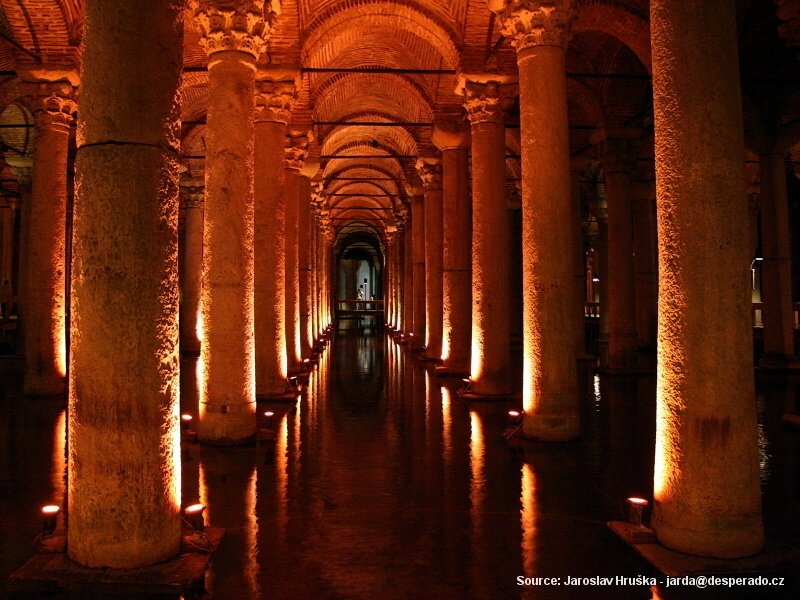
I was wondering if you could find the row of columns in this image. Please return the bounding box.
[384,0,770,561]
[0,0,791,572]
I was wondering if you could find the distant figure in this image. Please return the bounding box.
[356,288,364,310]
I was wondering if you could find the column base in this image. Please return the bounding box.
[256,388,300,402]
[757,353,800,372]
[520,410,580,441]
[435,364,470,378]
[8,527,223,597]
[417,352,442,364]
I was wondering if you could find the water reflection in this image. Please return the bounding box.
[1,334,799,599]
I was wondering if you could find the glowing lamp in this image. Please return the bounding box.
[181,414,193,431]
[507,410,523,426]
[41,505,60,536]
[264,411,275,428]
[184,503,205,531]
[627,497,648,528]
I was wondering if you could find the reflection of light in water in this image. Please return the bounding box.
[441,387,452,469]
[470,411,485,525]
[593,374,601,412]
[52,409,66,506]
[425,369,432,429]
[293,398,302,471]
[520,462,536,578]
[758,422,771,483]
[245,463,259,597]
[276,414,289,541]
[199,461,212,590]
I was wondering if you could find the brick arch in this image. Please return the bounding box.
[573,1,651,73]
[302,0,461,72]
[0,0,80,57]
[313,73,435,124]
[322,117,419,158]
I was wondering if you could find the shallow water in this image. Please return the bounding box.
[1,330,799,599]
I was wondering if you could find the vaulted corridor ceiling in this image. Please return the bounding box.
[0,1,799,246]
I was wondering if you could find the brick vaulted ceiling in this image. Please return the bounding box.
[0,1,799,244]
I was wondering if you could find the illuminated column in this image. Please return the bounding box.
[461,78,512,396]
[386,230,399,329]
[592,128,640,370]
[68,0,183,567]
[253,78,295,397]
[633,183,657,358]
[284,131,308,372]
[416,158,443,360]
[18,80,76,395]
[311,191,325,341]
[402,208,414,337]
[650,0,763,557]
[409,190,426,347]
[194,0,275,440]
[433,124,471,375]
[179,180,204,354]
[492,0,579,432]
[299,164,317,358]
[758,150,799,369]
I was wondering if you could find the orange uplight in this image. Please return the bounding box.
[41,504,60,536]
[183,503,205,531]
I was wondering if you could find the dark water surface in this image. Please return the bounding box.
[1,330,799,599]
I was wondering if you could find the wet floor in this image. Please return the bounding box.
[1,330,799,599]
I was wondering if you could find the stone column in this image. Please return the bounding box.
[402,207,414,338]
[758,150,799,369]
[193,0,275,441]
[632,183,658,360]
[416,158,443,361]
[592,128,640,370]
[19,80,76,396]
[179,180,204,355]
[311,190,325,342]
[253,78,295,398]
[461,78,512,397]
[492,0,580,434]
[409,190,426,348]
[4,157,32,333]
[433,125,471,375]
[0,199,13,293]
[68,0,183,568]
[284,131,308,373]
[650,0,763,557]
[299,164,317,359]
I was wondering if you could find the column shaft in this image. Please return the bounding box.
[180,188,203,354]
[464,81,511,396]
[284,163,302,371]
[23,98,72,395]
[417,159,443,360]
[69,0,183,567]
[299,175,313,358]
[440,145,471,374]
[411,195,426,346]
[199,51,257,441]
[651,0,763,557]
[758,151,798,368]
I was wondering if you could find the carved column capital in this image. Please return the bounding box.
[284,131,309,171]
[459,79,514,125]
[415,157,442,190]
[190,0,279,59]
[432,123,470,150]
[19,81,78,131]
[254,79,297,123]
[490,0,576,52]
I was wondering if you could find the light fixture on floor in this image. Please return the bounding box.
[264,411,274,429]
[41,505,60,537]
[183,503,205,532]
[181,414,193,431]
[507,410,523,426]
[627,497,648,528]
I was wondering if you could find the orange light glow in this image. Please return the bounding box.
[276,414,289,541]
[41,504,61,515]
[521,462,536,578]
[441,386,452,468]
[56,326,66,377]
[52,410,66,501]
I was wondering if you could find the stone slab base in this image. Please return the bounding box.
[256,390,300,402]
[459,389,513,401]
[757,353,800,372]
[7,527,224,597]
[608,521,800,578]
[434,365,470,378]
[782,413,800,429]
